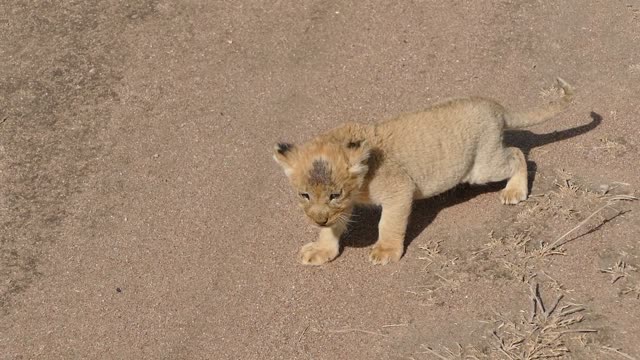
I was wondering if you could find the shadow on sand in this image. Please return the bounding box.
[339,111,602,256]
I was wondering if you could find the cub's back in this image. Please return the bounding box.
[376,97,506,197]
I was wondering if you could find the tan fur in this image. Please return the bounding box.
[274,78,574,265]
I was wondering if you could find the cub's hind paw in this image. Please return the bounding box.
[500,187,527,205]
[369,244,403,265]
[299,242,338,265]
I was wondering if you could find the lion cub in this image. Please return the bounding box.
[274,78,573,265]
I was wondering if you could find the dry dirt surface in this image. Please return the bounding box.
[1,1,640,359]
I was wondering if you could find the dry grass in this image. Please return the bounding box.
[410,238,462,303]
[593,137,627,152]
[621,284,640,299]
[415,174,638,359]
[601,345,639,360]
[629,63,640,73]
[471,231,528,259]
[405,271,462,301]
[537,271,568,293]
[600,259,636,284]
[418,284,596,360]
[468,176,638,288]
[418,239,443,259]
[539,84,564,99]
[418,343,486,360]
[327,327,388,337]
[327,322,410,339]
[575,112,629,157]
[531,194,637,258]
[599,254,640,299]
[489,283,596,360]
[463,182,636,284]
[521,172,636,258]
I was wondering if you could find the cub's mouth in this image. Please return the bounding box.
[307,214,341,228]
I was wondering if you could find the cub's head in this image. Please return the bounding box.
[273,139,370,227]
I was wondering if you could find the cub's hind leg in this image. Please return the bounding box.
[498,147,528,205]
[470,146,528,204]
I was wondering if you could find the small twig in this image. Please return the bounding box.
[0,116,7,125]
[611,182,631,187]
[470,247,491,257]
[601,345,639,360]
[418,346,450,360]
[298,324,310,344]
[601,259,630,284]
[540,270,565,290]
[542,195,637,254]
[382,323,409,328]
[532,283,546,316]
[545,294,564,317]
[436,274,453,284]
[557,328,597,335]
[491,331,517,360]
[559,305,585,317]
[528,282,541,322]
[328,328,388,337]
[545,203,611,252]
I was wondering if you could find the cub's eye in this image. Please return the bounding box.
[329,192,341,201]
[299,192,310,200]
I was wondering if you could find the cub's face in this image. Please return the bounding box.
[273,140,370,227]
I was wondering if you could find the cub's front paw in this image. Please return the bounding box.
[500,187,527,205]
[369,244,403,265]
[299,242,339,265]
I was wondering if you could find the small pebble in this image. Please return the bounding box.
[599,184,609,194]
[116,287,122,293]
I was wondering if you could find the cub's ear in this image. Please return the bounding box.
[345,140,370,176]
[273,142,297,176]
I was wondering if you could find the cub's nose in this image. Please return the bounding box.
[316,219,328,226]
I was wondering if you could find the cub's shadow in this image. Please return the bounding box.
[339,112,602,254]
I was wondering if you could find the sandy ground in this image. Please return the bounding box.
[1,1,640,359]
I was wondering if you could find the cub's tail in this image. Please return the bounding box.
[504,78,574,130]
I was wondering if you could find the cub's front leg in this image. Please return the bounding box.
[368,173,415,265]
[299,220,347,265]
[369,196,413,265]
